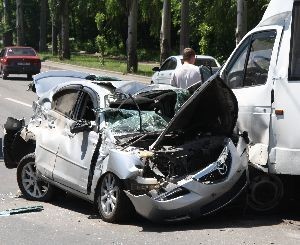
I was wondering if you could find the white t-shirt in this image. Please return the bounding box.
[170,63,202,89]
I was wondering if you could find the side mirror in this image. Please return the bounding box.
[70,119,91,134]
[152,66,160,72]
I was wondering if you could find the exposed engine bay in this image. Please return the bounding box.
[117,132,231,199]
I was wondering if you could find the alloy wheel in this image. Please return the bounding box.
[21,161,49,199]
[100,173,119,216]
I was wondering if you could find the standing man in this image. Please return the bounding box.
[170,48,202,88]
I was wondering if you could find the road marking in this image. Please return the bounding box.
[4,98,31,108]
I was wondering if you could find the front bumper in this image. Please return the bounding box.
[125,139,248,222]
[3,64,40,75]
[126,171,247,222]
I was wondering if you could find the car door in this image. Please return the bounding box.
[156,57,177,84]
[52,87,99,194]
[35,86,81,179]
[222,26,283,166]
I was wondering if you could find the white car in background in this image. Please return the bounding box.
[151,55,221,84]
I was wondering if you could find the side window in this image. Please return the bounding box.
[289,1,300,80]
[77,93,96,121]
[168,58,177,70]
[226,39,250,88]
[52,89,80,118]
[244,32,276,86]
[226,30,276,88]
[160,58,177,71]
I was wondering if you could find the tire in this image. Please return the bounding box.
[27,74,32,80]
[247,174,284,213]
[1,68,8,80]
[96,172,133,223]
[17,153,54,201]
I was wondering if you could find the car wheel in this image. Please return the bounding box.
[1,68,8,79]
[96,172,133,223]
[247,174,284,213]
[27,74,32,80]
[17,153,54,201]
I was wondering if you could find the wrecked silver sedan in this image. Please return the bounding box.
[3,74,248,223]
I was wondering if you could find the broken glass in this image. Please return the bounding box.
[104,109,168,133]
[174,90,190,112]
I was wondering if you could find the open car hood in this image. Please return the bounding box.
[151,75,238,149]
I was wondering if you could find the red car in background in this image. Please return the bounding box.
[0,46,41,80]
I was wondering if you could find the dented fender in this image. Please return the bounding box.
[105,149,143,179]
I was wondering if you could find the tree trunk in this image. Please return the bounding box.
[236,0,247,45]
[180,0,189,54]
[16,0,25,46]
[52,16,59,55]
[60,0,70,59]
[127,0,138,73]
[160,0,171,65]
[3,0,13,46]
[50,0,59,55]
[39,0,48,52]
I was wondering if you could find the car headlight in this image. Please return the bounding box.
[197,146,232,184]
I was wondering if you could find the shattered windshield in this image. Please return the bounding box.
[104,109,168,133]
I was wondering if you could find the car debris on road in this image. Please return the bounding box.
[0,205,44,217]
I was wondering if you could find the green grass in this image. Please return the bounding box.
[39,52,154,77]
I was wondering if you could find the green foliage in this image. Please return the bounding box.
[95,35,108,65]
[0,0,271,71]
[77,40,97,54]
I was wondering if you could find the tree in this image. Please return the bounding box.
[2,0,13,46]
[127,0,138,73]
[49,0,59,55]
[236,0,247,45]
[180,0,189,54]
[16,0,24,45]
[39,0,47,51]
[160,0,171,64]
[60,0,70,59]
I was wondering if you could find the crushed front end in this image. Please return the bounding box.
[118,135,248,222]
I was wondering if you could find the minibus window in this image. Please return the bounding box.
[244,33,276,86]
[227,47,248,88]
[225,37,250,88]
[289,2,300,80]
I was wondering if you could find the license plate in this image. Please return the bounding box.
[17,62,30,66]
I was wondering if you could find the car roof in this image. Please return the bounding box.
[5,46,35,49]
[170,55,217,60]
[169,55,220,66]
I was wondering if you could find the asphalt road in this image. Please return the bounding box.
[0,67,299,245]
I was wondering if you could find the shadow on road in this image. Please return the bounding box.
[2,76,32,81]
[44,191,300,232]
